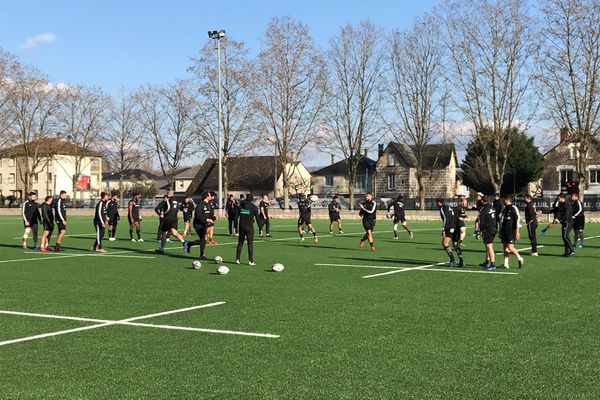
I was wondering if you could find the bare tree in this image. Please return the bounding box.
[537,0,600,199]
[0,47,21,148]
[57,85,110,203]
[439,0,539,193]
[136,81,197,190]
[388,14,448,209]
[250,16,327,209]
[189,37,255,195]
[103,89,147,197]
[325,20,385,209]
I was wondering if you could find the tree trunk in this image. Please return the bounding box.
[417,173,425,211]
[222,157,229,199]
[348,182,355,212]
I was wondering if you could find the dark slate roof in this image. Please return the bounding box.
[185,156,284,196]
[311,156,377,176]
[174,165,201,179]
[102,169,160,181]
[388,142,456,168]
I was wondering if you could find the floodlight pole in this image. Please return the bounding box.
[209,30,226,215]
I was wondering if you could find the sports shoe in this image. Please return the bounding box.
[447,259,456,267]
[154,249,164,254]
[486,265,497,271]
[480,263,490,269]
[370,246,375,252]
[540,230,545,237]
[109,237,116,241]
[248,262,256,266]
[409,231,414,239]
[209,239,218,245]
[518,258,524,269]
[96,248,107,253]
[530,252,538,256]
[40,247,47,252]
[183,242,190,254]
[131,238,137,242]
[394,236,398,240]
[300,237,305,242]
[22,245,28,250]
[166,238,173,243]
[330,231,333,235]
[458,260,465,268]
[339,231,344,234]
[138,238,144,242]
[266,233,271,237]
[46,246,54,251]
[235,259,240,264]
[314,236,319,243]
[198,255,208,260]
[500,264,510,269]
[576,244,583,249]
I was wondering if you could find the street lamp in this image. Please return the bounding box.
[208,29,226,214]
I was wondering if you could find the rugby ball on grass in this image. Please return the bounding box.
[214,256,223,264]
[271,263,285,272]
[217,265,230,275]
[192,260,202,270]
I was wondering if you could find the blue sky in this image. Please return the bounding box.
[0,0,439,94]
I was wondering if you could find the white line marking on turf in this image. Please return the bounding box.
[362,262,447,278]
[420,268,519,275]
[314,263,406,270]
[0,302,279,346]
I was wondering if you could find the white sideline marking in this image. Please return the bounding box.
[0,302,279,346]
[420,268,518,275]
[13,233,98,239]
[314,263,405,270]
[0,250,143,264]
[362,262,448,278]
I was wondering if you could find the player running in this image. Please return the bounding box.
[40,196,54,252]
[328,195,343,235]
[358,193,377,251]
[127,193,143,242]
[179,195,195,237]
[437,198,457,266]
[452,196,468,267]
[571,193,585,248]
[21,191,40,250]
[154,191,186,254]
[524,194,542,256]
[236,193,260,265]
[387,195,413,239]
[476,196,498,270]
[92,192,109,253]
[225,194,239,236]
[106,192,120,241]
[183,192,213,260]
[258,194,271,237]
[54,190,68,252]
[499,195,524,269]
[297,194,318,243]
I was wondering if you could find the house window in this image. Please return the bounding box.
[90,159,100,171]
[178,180,185,189]
[560,170,574,183]
[388,154,396,167]
[8,158,15,167]
[590,169,600,184]
[32,173,38,183]
[325,176,334,187]
[387,174,396,190]
[355,175,367,190]
[8,173,15,183]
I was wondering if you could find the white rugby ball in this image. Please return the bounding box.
[217,265,229,275]
[271,263,285,272]
[192,260,202,270]
[214,256,223,264]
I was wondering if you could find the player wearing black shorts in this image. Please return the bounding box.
[557,193,574,256]
[183,192,213,260]
[499,195,524,269]
[179,196,195,237]
[571,193,585,248]
[107,192,120,241]
[258,194,271,237]
[358,193,377,251]
[387,195,413,239]
[54,190,68,251]
[21,191,40,250]
[225,194,239,236]
[127,193,143,242]
[207,191,219,244]
[92,192,109,253]
[437,198,457,266]
[541,194,561,237]
[297,194,318,243]
[154,191,185,254]
[452,196,468,267]
[524,194,541,256]
[154,195,166,241]
[236,193,260,265]
[476,196,497,270]
[40,196,55,252]
[328,196,343,234]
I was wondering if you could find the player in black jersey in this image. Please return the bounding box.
[476,196,498,270]
[571,192,585,248]
[179,196,195,237]
[387,195,413,239]
[128,193,143,242]
[92,192,109,253]
[541,194,561,237]
[236,193,260,265]
[258,194,271,237]
[107,192,120,241]
[523,194,542,256]
[452,196,468,267]
[225,194,239,236]
[499,195,524,269]
[493,193,503,223]
[154,191,185,254]
[21,191,40,250]
[359,193,377,251]
[183,192,213,260]
[207,191,219,244]
[557,193,574,256]
[437,198,457,266]
[155,195,167,241]
[328,196,343,234]
[54,190,68,251]
[297,194,318,243]
[40,196,54,252]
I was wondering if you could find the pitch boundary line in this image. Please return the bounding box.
[0,301,279,346]
[314,263,406,270]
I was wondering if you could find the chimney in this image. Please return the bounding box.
[364,149,368,158]
[560,127,569,143]
[378,144,384,158]
[331,154,335,165]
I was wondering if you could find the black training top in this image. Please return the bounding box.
[524,202,538,224]
[194,201,212,226]
[162,197,180,221]
[55,198,67,222]
[298,199,312,218]
[106,199,119,219]
[179,200,195,220]
[328,201,341,215]
[439,204,455,230]
[500,204,520,232]
[22,200,40,223]
[359,200,377,221]
[259,200,270,218]
[128,199,140,220]
[479,204,497,234]
[453,204,467,228]
[388,200,405,219]
[238,200,259,225]
[41,202,54,224]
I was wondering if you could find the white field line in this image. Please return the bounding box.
[362,262,448,279]
[420,268,519,275]
[13,233,99,239]
[0,302,279,346]
[314,263,406,270]
[0,249,144,265]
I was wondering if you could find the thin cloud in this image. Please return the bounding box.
[21,32,56,49]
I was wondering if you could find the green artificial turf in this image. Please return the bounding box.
[0,215,598,399]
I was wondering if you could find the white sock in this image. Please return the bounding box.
[504,257,509,267]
